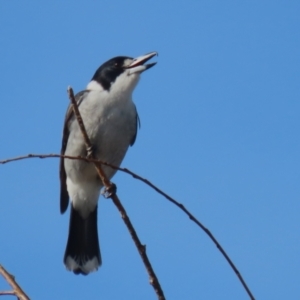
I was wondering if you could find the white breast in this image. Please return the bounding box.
[64,88,137,216]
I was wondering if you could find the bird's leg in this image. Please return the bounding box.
[102,183,117,198]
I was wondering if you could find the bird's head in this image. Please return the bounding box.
[88,51,157,94]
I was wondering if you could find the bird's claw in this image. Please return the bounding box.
[102,183,117,198]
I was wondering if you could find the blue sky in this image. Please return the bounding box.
[0,1,299,299]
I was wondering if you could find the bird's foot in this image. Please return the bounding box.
[102,183,117,198]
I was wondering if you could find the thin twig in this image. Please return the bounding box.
[67,87,165,300]
[120,173,255,300]
[0,265,30,300]
[67,87,111,187]
[0,152,255,299]
[0,291,15,296]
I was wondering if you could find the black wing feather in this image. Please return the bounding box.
[130,106,140,146]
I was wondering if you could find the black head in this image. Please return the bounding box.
[91,56,132,91]
[91,52,157,91]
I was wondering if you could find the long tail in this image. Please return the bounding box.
[64,205,101,275]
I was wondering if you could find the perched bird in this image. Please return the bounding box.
[59,52,157,275]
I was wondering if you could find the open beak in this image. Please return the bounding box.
[127,51,158,74]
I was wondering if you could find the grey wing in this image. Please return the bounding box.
[59,90,88,214]
[130,106,140,146]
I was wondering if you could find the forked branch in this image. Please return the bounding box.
[0,265,30,300]
[0,87,255,300]
[0,152,255,300]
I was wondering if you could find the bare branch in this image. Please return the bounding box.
[0,265,30,300]
[0,152,255,300]
[67,87,165,300]
[0,152,255,299]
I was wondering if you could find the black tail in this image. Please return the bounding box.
[64,205,101,275]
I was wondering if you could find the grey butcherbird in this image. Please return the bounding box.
[59,52,157,275]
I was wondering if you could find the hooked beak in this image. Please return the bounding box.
[127,51,158,74]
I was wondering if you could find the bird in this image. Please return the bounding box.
[59,51,157,275]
